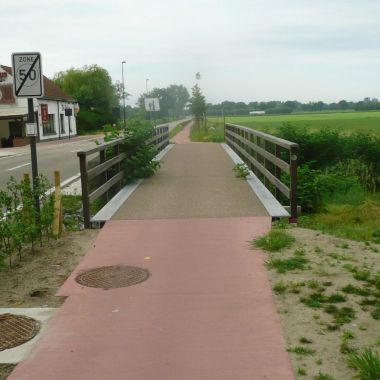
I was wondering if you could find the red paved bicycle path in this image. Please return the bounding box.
[9,217,295,380]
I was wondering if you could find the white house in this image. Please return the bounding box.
[0,65,79,147]
[249,111,266,116]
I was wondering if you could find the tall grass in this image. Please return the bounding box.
[190,120,224,142]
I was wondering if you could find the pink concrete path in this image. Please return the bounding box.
[172,121,192,144]
[9,217,295,380]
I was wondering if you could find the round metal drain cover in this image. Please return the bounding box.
[0,314,40,351]
[75,265,150,290]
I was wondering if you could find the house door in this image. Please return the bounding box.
[9,121,23,137]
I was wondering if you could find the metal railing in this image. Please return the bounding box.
[77,124,170,228]
[225,123,299,220]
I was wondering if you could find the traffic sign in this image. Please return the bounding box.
[25,123,38,136]
[11,52,44,98]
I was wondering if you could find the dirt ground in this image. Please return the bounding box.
[0,229,99,380]
[263,227,380,379]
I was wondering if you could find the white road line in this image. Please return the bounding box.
[7,162,31,171]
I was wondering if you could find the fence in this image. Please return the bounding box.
[225,123,299,221]
[77,124,169,228]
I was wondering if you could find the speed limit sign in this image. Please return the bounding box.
[12,52,44,97]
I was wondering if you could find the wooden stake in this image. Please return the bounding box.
[53,171,63,238]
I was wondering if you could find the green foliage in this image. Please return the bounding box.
[54,65,119,132]
[348,348,380,380]
[102,119,160,183]
[254,229,295,252]
[314,373,334,380]
[287,346,315,355]
[267,256,308,274]
[189,84,207,119]
[0,175,55,267]
[139,85,190,119]
[342,284,371,297]
[189,121,225,142]
[233,163,250,178]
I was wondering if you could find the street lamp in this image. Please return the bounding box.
[146,78,149,94]
[121,61,126,128]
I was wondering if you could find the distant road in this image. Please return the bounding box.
[0,119,191,190]
[0,136,101,189]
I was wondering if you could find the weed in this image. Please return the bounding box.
[342,284,371,297]
[315,245,324,253]
[294,247,306,256]
[301,292,327,308]
[348,348,380,380]
[287,346,315,355]
[315,359,323,365]
[272,219,289,229]
[297,367,307,376]
[360,299,380,307]
[267,256,308,273]
[308,280,320,289]
[341,341,357,355]
[314,372,334,380]
[233,163,250,178]
[343,330,356,340]
[354,269,372,282]
[327,293,347,303]
[273,281,288,294]
[324,305,356,325]
[371,308,380,320]
[300,337,313,344]
[323,281,333,287]
[254,230,295,252]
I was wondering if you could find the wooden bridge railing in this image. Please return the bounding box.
[225,123,299,221]
[77,124,170,228]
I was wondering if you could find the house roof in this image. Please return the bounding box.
[1,65,76,102]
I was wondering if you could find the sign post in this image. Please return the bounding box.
[12,52,44,214]
[65,108,72,140]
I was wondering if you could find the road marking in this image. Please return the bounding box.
[7,162,31,171]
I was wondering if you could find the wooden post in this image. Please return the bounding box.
[274,144,281,198]
[289,146,298,223]
[114,143,122,192]
[53,171,63,238]
[99,149,108,202]
[78,153,91,229]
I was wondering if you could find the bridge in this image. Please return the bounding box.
[8,122,298,379]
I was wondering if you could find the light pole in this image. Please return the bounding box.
[146,78,149,94]
[121,61,126,128]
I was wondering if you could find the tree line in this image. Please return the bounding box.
[207,98,380,116]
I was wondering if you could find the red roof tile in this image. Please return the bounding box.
[1,65,75,101]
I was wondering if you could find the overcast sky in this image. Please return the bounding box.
[1,0,379,106]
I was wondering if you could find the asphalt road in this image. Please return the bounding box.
[0,119,191,190]
[0,136,101,190]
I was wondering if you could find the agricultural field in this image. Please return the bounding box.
[209,111,380,135]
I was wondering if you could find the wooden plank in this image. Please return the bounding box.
[226,137,290,198]
[87,153,126,180]
[77,138,125,157]
[226,123,298,150]
[225,130,289,173]
[89,172,124,203]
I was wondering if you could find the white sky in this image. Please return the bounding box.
[1,0,379,106]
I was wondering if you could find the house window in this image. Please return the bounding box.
[43,114,56,135]
[60,114,65,133]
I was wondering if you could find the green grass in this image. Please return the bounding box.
[209,111,380,136]
[314,373,334,380]
[268,256,308,274]
[298,197,380,243]
[169,121,187,139]
[348,348,380,380]
[287,346,315,355]
[189,121,225,142]
[253,230,295,252]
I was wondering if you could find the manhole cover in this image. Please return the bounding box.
[75,265,150,290]
[0,314,40,351]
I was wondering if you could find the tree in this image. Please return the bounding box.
[189,84,207,121]
[138,84,189,119]
[54,65,118,113]
[54,65,119,131]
